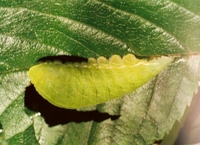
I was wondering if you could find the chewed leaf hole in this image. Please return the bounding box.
[37,55,88,63]
[25,85,120,127]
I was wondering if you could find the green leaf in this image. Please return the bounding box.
[0,72,39,144]
[1,0,200,145]
[33,115,92,145]
[1,0,200,58]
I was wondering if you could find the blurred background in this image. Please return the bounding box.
[162,83,200,145]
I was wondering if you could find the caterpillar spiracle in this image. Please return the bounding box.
[28,54,172,109]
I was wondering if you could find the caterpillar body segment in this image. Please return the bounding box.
[28,54,172,109]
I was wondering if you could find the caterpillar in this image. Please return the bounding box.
[28,54,172,109]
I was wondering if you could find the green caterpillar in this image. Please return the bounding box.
[28,54,172,109]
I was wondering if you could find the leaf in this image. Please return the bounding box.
[0,0,200,145]
[1,0,200,58]
[33,115,92,145]
[0,71,39,145]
